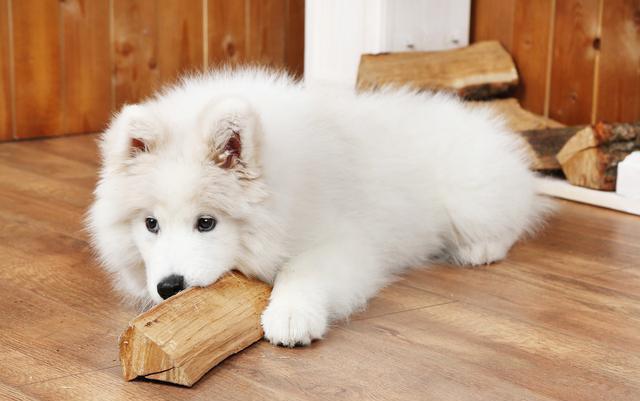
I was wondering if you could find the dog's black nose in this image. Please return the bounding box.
[157,275,185,300]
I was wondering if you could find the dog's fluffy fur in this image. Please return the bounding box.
[88,68,550,346]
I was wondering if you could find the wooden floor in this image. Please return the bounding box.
[1,135,640,401]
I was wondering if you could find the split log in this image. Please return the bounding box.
[119,272,271,386]
[557,122,640,190]
[469,98,567,171]
[356,41,518,99]
[519,127,579,171]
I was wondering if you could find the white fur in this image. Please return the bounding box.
[88,68,550,346]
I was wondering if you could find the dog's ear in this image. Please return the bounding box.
[122,105,157,157]
[205,98,261,172]
[101,104,159,165]
[215,130,242,169]
[130,137,149,155]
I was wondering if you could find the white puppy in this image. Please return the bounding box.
[88,68,550,346]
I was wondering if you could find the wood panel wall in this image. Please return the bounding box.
[472,0,640,125]
[0,0,305,141]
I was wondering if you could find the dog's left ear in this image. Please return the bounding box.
[214,129,242,169]
[204,98,261,172]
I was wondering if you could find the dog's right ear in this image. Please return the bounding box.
[101,104,159,166]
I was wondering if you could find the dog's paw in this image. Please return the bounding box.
[261,295,328,347]
[450,239,513,266]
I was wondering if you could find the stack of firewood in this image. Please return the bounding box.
[357,41,640,191]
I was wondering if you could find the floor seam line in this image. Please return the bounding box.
[352,300,458,322]
[16,364,120,388]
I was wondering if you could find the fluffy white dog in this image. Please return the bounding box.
[88,68,549,346]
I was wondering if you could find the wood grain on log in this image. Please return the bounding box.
[519,127,579,171]
[470,98,564,132]
[356,41,518,99]
[119,272,271,386]
[557,122,640,190]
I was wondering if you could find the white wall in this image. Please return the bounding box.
[304,0,471,87]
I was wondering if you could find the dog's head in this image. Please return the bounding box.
[88,97,267,305]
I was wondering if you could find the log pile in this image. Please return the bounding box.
[119,272,271,386]
[357,41,518,99]
[556,122,640,190]
[475,106,639,188]
[357,42,639,188]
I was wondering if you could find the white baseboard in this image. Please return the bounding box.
[536,176,640,216]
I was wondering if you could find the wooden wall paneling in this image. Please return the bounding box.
[284,0,305,77]
[156,0,203,82]
[113,0,158,108]
[60,0,111,135]
[247,0,287,67]
[470,0,516,51]
[548,0,600,125]
[2,0,305,141]
[12,1,62,139]
[596,0,640,123]
[207,0,247,66]
[471,0,555,115]
[0,0,12,140]
[113,0,204,109]
[511,0,554,115]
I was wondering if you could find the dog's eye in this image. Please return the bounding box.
[196,216,217,232]
[145,217,159,234]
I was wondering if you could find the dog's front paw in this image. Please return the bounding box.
[261,295,328,347]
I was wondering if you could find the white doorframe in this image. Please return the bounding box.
[304,0,471,87]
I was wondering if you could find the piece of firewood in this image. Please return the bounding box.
[356,41,518,99]
[556,122,640,190]
[469,98,567,171]
[119,272,271,386]
[519,127,579,171]
[469,98,564,132]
